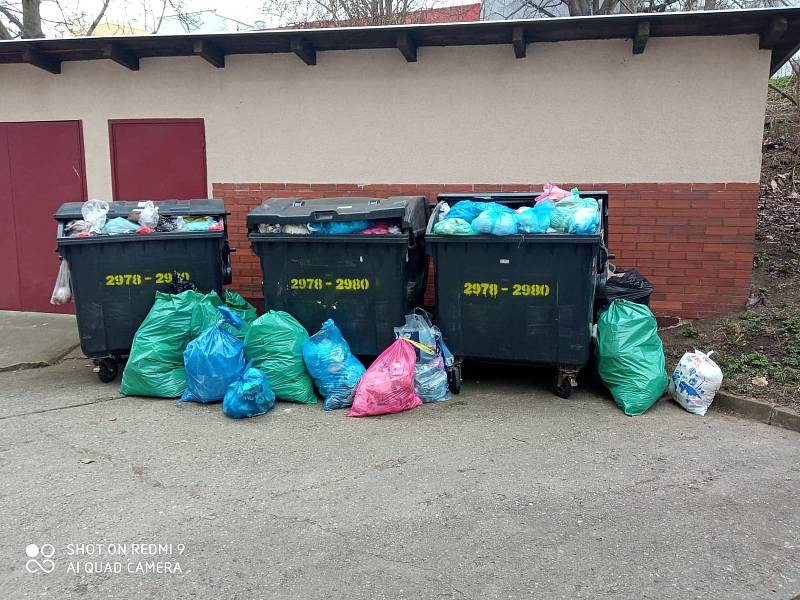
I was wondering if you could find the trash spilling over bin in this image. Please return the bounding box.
[302,319,366,411]
[426,190,610,397]
[596,299,668,416]
[55,198,232,382]
[247,196,428,356]
[668,350,723,415]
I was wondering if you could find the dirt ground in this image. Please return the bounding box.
[660,94,800,412]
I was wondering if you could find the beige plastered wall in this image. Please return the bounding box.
[0,35,771,199]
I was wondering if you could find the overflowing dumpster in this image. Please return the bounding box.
[55,199,232,381]
[425,192,610,398]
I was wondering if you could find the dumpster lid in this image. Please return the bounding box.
[54,199,226,221]
[247,196,427,231]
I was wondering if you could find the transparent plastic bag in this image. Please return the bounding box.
[139,201,159,229]
[81,199,110,233]
[415,356,450,403]
[50,260,72,305]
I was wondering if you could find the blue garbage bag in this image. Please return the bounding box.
[567,204,600,234]
[415,357,450,403]
[472,207,519,236]
[223,365,276,419]
[444,200,513,223]
[102,217,138,235]
[308,220,370,234]
[302,319,366,410]
[181,306,247,404]
[518,199,555,233]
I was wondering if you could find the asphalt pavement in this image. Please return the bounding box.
[0,356,798,600]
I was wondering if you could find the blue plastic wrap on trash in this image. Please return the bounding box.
[181,306,247,404]
[472,208,519,236]
[102,217,138,235]
[308,220,371,234]
[415,356,451,403]
[518,199,555,233]
[444,200,514,223]
[223,365,276,419]
[185,218,218,232]
[567,204,600,234]
[302,319,366,410]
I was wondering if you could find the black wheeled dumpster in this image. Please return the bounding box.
[55,199,232,382]
[426,192,610,398]
[247,196,428,356]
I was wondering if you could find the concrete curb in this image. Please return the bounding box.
[712,391,800,434]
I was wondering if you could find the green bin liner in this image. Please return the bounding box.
[244,311,318,404]
[121,290,220,398]
[223,290,257,340]
[597,299,668,416]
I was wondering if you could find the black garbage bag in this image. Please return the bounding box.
[601,269,653,306]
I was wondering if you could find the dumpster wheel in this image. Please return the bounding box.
[448,364,462,395]
[554,370,578,399]
[96,358,119,383]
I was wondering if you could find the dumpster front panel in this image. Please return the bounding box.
[251,237,426,356]
[61,236,226,358]
[431,239,599,369]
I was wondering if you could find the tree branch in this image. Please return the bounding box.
[769,83,798,107]
[0,17,12,39]
[86,0,112,36]
[0,5,23,31]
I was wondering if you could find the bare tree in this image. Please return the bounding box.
[0,0,195,40]
[483,0,793,18]
[262,0,472,27]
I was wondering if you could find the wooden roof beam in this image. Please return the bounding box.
[397,32,417,63]
[193,39,225,68]
[760,16,788,49]
[102,43,139,71]
[512,26,527,59]
[22,47,60,74]
[633,21,650,55]
[290,37,316,66]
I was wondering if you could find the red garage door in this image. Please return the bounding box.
[109,119,207,201]
[0,121,87,313]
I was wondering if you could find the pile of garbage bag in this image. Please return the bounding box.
[63,199,224,238]
[432,185,601,237]
[394,310,452,403]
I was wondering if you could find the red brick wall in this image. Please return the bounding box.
[213,182,758,320]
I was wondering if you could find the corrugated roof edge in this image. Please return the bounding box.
[1,7,798,76]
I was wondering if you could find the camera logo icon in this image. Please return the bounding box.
[25,544,56,574]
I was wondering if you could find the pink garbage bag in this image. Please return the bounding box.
[348,338,422,417]
[535,183,571,203]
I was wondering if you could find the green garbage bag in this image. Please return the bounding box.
[223,290,257,340]
[244,311,318,404]
[596,299,668,416]
[550,189,598,232]
[121,290,220,398]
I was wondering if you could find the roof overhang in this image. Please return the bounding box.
[1,7,798,76]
